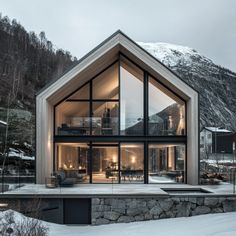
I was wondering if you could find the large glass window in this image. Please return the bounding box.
[54,57,188,184]
[92,144,118,183]
[93,63,119,99]
[120,143,144,183]
[148,144,185,183]
[55,143,90,183]
[148,77,186,136]
[92,102,119,135]
[55,59,186,137]
[120,58,144,135]
[56,102,90,135]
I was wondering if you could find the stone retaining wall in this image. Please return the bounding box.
[92,196,236,225]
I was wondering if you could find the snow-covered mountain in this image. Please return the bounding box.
[138,42,236,131]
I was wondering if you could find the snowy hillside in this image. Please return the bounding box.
[138,42,236,131]
[138,42,212,68]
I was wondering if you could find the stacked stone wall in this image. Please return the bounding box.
[92,196,236,225]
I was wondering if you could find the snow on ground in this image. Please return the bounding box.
[1,210,236,236]
[8,147,35,160]
[148,175,175,183]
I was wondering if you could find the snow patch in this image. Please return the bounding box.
[138,42,212,67]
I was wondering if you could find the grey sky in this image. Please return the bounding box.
[1,0,236,72]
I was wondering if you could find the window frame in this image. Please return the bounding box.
[53,53,187,184]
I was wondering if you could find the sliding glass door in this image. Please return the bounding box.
[55,143,90,183]
[92,144,119,183]
[120,143,144,183]
[148,144,186,183]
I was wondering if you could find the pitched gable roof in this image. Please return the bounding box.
[37,30,198,98]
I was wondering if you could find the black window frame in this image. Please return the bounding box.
[53,53,187,184]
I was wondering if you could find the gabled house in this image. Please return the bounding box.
[200,127,235,156]
[36,31,199,185]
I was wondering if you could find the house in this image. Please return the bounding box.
[36,31,199,185]
[200,127,235,158]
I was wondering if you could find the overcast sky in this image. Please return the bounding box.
[1,0,236,72]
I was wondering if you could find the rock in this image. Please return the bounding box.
[92,211,103,219]
[104,199,112,205]
[91,219,96,225]
[223,200,236,212]
[92,198,100,205]
[128,200,146,209]
[95,218,110,225]
[128,200,138,209]
[158,199,173,211]
[188,197,197,204]
[159,212,167,219]
[176,202,191,217]
[165,211,175,218]
[147,199,156,209]
[92,205,104,212]
[144,212,153,220]
[150,205,163,216]
[127,208,141,216]
[135,215,144,221]
[180,197,186,202]
[125,199,132,204]
[118,216,134,223]
[171,197,181,203]
[191,203,197,210]
[218,197,226,204]
[113,208,126,214]
[196,198,204,206]
[111,199,126,209]
[204,198,218,207]
[211,207,223,213]
[153,215,160,219]
[104,211,120,221]
[104,205,111,211]
[192,206,211,216]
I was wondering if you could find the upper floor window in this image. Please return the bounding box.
[148,77,186,136]
[55,58,186,136]
[120,58,144,135]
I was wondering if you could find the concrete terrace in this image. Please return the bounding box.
[1,183,236,198]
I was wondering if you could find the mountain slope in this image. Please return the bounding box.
[0,15,76,111]
[0,15,76,147]
[139,42,236,131]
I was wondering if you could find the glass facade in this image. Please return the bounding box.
[92,144,118,183]
[56,102,90,135]
[148,77,186,136]
[92,101,119,135]
[148,144,185,183]
[120,143,144,183]
[54,56,187,183]
[92,63,119,99]
[120,59,144,135]
[55,143,90,183]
